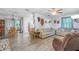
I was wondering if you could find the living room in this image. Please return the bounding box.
[0,8,79,51]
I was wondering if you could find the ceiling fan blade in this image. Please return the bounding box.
[48,8,63,15]
[51,8,63,12]
[58,11,63,13]
[57,9,63,11]
[51,8,59,11]
[51,8,55,10]
[48,10,53,12]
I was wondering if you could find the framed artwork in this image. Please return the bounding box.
[57,21,59,24]
[74,19,79,23]
[40,18,44,26]
[54,20,56,23]
[37,17,40,22]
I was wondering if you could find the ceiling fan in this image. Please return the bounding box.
[48,8,63,15]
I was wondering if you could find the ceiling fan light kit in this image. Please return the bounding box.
[51,12,57,15]
[49,8,63,15]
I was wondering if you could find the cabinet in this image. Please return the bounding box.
[0,20,5,39]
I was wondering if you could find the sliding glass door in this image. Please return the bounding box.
[61,17,73,29]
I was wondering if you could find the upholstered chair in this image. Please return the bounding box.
[53,37,64,51]
[53,33,79,51]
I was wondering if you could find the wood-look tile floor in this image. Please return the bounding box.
[12,33,64,51]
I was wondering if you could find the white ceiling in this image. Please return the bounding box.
[0,8,79,17]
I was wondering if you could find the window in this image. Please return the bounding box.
[61,17,73,29]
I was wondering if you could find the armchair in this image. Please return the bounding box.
[53,33,79,51]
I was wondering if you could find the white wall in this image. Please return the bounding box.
[23,14,34,33]
[71,15,79,29]
[5,19,14,35]
[23,13,55,33]
[34,13,54,30]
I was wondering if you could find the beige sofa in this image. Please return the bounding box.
[39,28,55,39]
[56,29,72,36]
